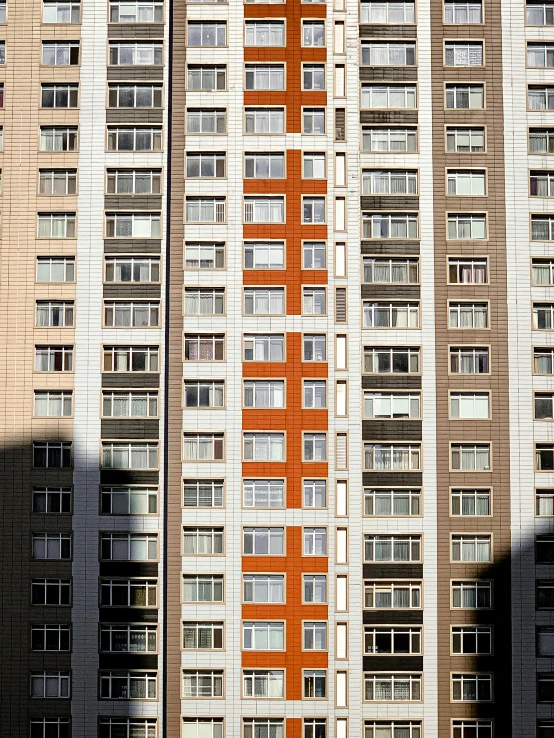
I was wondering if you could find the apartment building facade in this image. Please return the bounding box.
[0,0,553,736]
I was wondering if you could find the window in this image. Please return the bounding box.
[363,171,417,196]
[186,197,226,223]
[452,673,492,701]
[303,64,325,90]
[445,0,482,21]
[303,434,327,463]
[183,479,224,507]
[108,84,162,108]
[243,720,284,738]
[364,346,420,374]
[304,574,327,602]
[303,242,326,269]
[183,575,224,602]
[303,197,325,223]
[245,20,285,46]
[303,287,326,315]
[184,288,225,315]
[106,170,162,196]
[187,109,226,134]
[243,621,284,649]
[42,41,79,66]
[186,242,225,270]
[32,533,71,560]
[304,621,327,650]
[183,433,225,461]
[364,673,422,701]
[30,719,71,738]
[364,443,421,472]
[304,335,326,361]
[244,197,284,223]
[303,672,326,698]
[304,381,326,409]
[244,241,284,269]
[244,288,285,315]
[452,580,492,608]
[105,257,160,283]
[101,533,158,560]
[364,487,421,515]
[363,213,418,239]
[303,479,327,507]
[452,626,491,654]
[109,42,163,65]
[364,580,421,609]
[103,346,159,373]
[532,171,554,198]
[36,257,75,282]
[447,169,486,195]
[34,391,72,417]
[538,489,554,515]
[33,487,72,513]
[99,721,156,738]
[183,527,224,555]
[243,478,284,508]
[302,20,325,46]
[534,303,554,329]
[303,528,327,555]
[451,444,491,471]
[244,381,285,409]
[101,486,157,515]
[450,347,489,374]
[244,527,285,554]
[38,170,77,196]
[37,213,76,238]
[187,65,226,90]
[106,212,160,238]
[243,670,284,698]
[303,722,326,738]
[360,1,415,22]
[303,108,326,134]
[445,84,484,109]
[185,334,225,361]
[364,392,420,419]
[245,107,285,133]
[529,43,554,67]
[451,534,491,562]
[102,391,158,419]
[529,86,554,110]
[40,127,78,152]
[100,671,157,700]
[243,574,285,602]
[32,578,71,606]
[246,64,285,90]
[30,672,70,698]
[188,21,226,45]
[184,380,225,409]
[109,1,164,22]
[244,334,284,361]
[362,126,417,152]
[446,126,485,153]
[245,153,285,180]
[33,441,72,468]
[107,126,162,152]
[104,301,159,327]
[528,2,554,23]
[537,444,554,470]
[100,579,157,607]
[538,580,554,608]
[183,622,224,649]
[35,300,74,328]
[101,624,157,653]
[101,442,158,470]
[530,128,554,153]
[365,723,422,738]
[362,84,416,109]
[447,213,487,239]
[449,302,488,328]
[537,535,554,563]
[361,42,416,66]
[186,152,226,178]
[363,302,420,328]
[538,674,554,703]
[43,1,81,23]
[364,627,421,654]
[364,534,421,562]
[451,488,490,515]
[450,392,489,419]
[533,215,554,240]
[182,670,223,698]
[444,42,483,66]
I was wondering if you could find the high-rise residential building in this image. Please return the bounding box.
[2,0,554,736]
